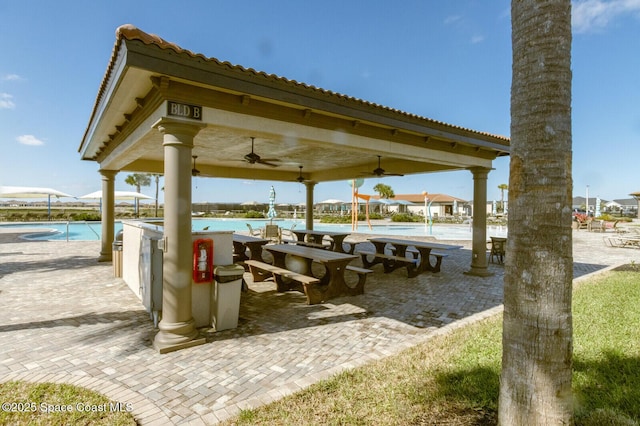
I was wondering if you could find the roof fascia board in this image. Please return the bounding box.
[79,43,130,157]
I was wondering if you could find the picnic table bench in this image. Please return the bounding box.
[256,244,371,304]
[360,237,462,278]
[245,259,321,300]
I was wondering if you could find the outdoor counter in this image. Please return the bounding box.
[121,220,233,307]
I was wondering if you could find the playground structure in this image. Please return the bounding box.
[350,178,375,231]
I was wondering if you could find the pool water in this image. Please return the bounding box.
[1,219,507,241]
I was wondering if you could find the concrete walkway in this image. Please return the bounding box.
[0,227,638,424]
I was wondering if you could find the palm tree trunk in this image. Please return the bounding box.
[499,1,573,424]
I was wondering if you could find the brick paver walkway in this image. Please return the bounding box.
[1,226,638,424]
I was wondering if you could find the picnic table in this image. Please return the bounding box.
[361,237,462,278]
[288,229,354,253]
[260,244,368,304]
[232,234,270,263]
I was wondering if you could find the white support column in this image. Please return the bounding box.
[465,167,493,277]
[153,118,206,353]
[98,169,117,262]
[305,181,316,230]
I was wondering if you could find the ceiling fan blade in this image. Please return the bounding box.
[243,137,281,166]
[257,159,280,167]
[365,155,403,177]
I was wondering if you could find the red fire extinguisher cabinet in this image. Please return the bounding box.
[193,238,214,283]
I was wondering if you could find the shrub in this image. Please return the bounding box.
[391,212,421,223]
[245,210,265,218]
[74,212,101,221]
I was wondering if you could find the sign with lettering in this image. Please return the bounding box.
[167,101,202,120]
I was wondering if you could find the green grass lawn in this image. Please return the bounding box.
[224,268,640,425]
[0,382,136,425]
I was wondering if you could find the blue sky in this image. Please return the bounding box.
[1,0,639,205]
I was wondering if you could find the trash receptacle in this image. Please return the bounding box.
[211,264,245,331]
[112,230,124,278]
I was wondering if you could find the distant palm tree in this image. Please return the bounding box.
[373,183,395,199]
[498,183,508,212]
[124,173,151,217]
[151,174,162,217]
[373,183,395,214]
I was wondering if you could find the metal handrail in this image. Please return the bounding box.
[84,221,100,239]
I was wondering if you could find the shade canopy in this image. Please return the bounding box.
[388,199,415,206]
[318,199,347,204]
[0,186,74,199]
[79,190,153,200]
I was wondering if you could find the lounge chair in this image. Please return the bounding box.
[590,220,605,232]
[281,223,297,240]
[263,224,282,243]
[489,237,506,264]
[604,234,640,249]
[575,217,590,230]
[246,223,262,237]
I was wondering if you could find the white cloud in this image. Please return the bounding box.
[444,15,462,25]
[2,74,22,81]
[17,134,45,146]
[471,34,485,44]
[0,93,15,109]
[573,0,640,33]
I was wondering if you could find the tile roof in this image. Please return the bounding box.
[100,25,509,143]
[376,193,468,203]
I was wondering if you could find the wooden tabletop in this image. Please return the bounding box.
[233,234,270,244]
[368,237,463,250]
[265,244,357,262]
[293,229,351,237]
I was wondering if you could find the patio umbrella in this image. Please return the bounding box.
[0,185,75,219]
[595,196,601,217]
[267,186,277,219]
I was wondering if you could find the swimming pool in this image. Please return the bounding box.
[0,219,507,241]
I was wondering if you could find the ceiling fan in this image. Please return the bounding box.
[243,137,280,167]
[362,155,404,177]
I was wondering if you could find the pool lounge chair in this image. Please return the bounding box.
[603,235,640,249]
[263,224,282,243]
[246,223,262,237]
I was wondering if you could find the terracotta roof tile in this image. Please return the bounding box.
[105,25,508,143]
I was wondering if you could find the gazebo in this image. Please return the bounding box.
[78,25,510,352]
